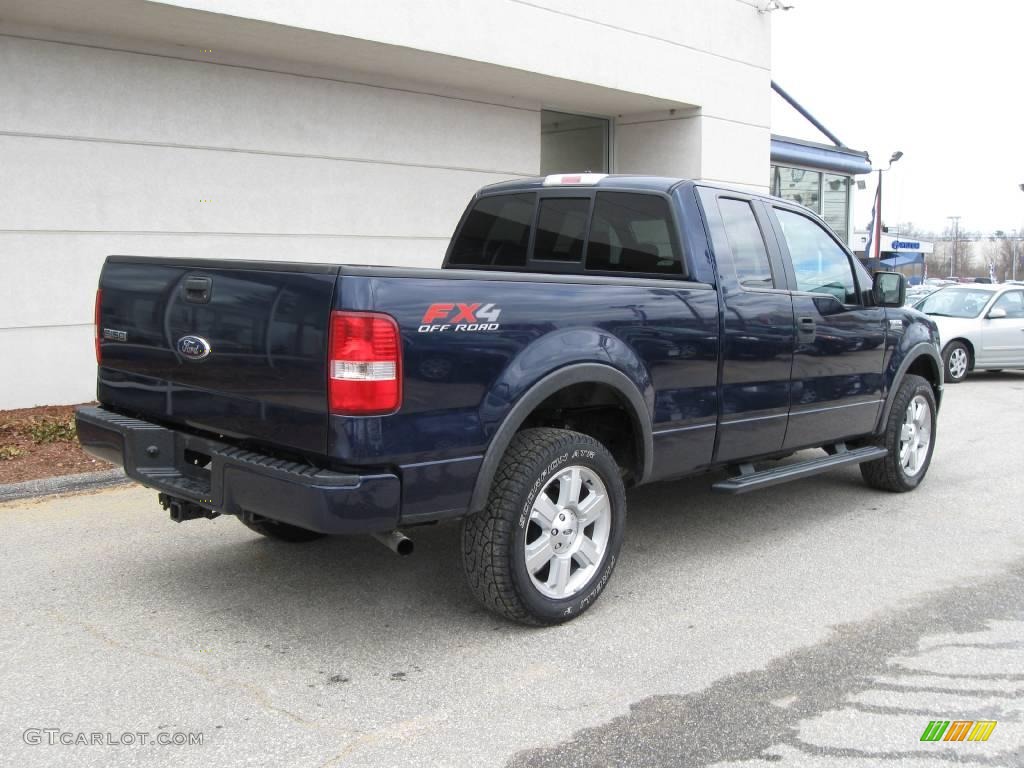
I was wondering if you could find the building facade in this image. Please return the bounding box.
[1,0,772,408]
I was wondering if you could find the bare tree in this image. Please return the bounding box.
[988,231,1020,282]
[886,222,937,240]
[935,222,973,278]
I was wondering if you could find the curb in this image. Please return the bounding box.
[0,468,131,503]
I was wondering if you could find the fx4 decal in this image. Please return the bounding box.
[418,303,502,333]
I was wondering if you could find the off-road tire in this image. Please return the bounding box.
[461,428,626,625]
[860,374,937,492]
[240,517,325,542]
[942,341,970,383]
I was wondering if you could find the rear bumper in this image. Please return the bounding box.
[75,406,400,534]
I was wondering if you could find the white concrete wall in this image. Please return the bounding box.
[0,0,771,409]
[0,35,539,408]
[616,113,770,191]
[161,0,771,124]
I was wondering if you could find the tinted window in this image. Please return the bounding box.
[448,193,534,267]
[718,198,773,288]
[533,198,589,262]
[775,208,858,303]
[991,290,1024,318]
[586,193,682,274]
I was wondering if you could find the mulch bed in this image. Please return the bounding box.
[0,404,112,485]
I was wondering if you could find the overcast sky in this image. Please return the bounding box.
[770,0,1024,237]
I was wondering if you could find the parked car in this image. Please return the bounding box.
[915,284,1024,382]
[77,174,943,625]
[904,278,955,306]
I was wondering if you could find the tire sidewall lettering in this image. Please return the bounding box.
[519,451,570,529]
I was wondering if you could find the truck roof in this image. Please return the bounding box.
[479,174,832,219]
[480,174,695,196]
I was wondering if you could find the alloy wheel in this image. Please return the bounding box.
[523,466,611,599]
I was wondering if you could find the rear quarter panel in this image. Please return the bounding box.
[333,272,720,520]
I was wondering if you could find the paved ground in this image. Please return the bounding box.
[1,372,1023,768]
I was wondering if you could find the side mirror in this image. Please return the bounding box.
[872,271,906,308]
[987,307,1008,319]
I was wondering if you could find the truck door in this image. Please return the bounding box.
[765,205,886,449]
[699,189,796,462]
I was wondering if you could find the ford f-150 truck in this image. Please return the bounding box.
[77,174,943,624]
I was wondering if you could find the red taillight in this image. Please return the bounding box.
[328,311,402,415]
[94,288,102,364]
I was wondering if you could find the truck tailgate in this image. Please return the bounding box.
[96,257,338,456]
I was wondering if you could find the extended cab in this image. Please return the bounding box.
[77,174,943,624]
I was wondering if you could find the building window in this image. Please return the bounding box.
[821,173,850,238]
[770,165,851,238]
[772,165,820,212]
[541,110,609,175]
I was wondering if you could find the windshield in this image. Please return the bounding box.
[916,287,993,318]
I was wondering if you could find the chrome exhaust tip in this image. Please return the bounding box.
[371,530,414,556]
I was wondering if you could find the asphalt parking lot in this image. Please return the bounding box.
[2,373,1023,768]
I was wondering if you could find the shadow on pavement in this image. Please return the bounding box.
[507,562,1024,768]
[105,462,889,645]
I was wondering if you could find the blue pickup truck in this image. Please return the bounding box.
[77,174,942,624]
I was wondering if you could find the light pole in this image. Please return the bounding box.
[947,215,961,278]
[1018,184,1024,280]
[867,151,903,264]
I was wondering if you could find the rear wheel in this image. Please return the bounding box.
[943,341,970,383]
[860,374,936,492]
[240,517,325,542]
[461,428,626,625]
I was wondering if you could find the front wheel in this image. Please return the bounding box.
[860,374,937,492]
[943,341,970,383]
[461,428,626,625]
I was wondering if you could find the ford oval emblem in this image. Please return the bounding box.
[176,335,211,360]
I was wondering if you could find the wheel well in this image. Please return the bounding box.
[944,338,975,370]
[518,382,641,484]
[906,352,943,404]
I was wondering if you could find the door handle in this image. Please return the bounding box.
[797,316,816,341]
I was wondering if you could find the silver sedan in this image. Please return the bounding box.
[915,284,1024,382]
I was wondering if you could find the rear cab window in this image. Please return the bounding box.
[447,193,534,268]
[447,189,686,278]
[534,198,588,262]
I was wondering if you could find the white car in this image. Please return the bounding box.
[915,284,1024,382]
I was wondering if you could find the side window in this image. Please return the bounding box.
[448,193,534,267]
[533,198,589,262]
[775,208,858,303]
[718,198,774,288]
[991,290,1024,318]
[585,192,682,274]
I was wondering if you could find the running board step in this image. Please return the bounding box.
[712,445,888,494]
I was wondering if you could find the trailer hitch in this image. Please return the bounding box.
[158,493,220,523]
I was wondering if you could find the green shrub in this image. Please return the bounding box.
[0,445,25,460]
[22,417,77,445]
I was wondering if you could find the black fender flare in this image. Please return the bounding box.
[468,363,654,513]
[875,342,943,432]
